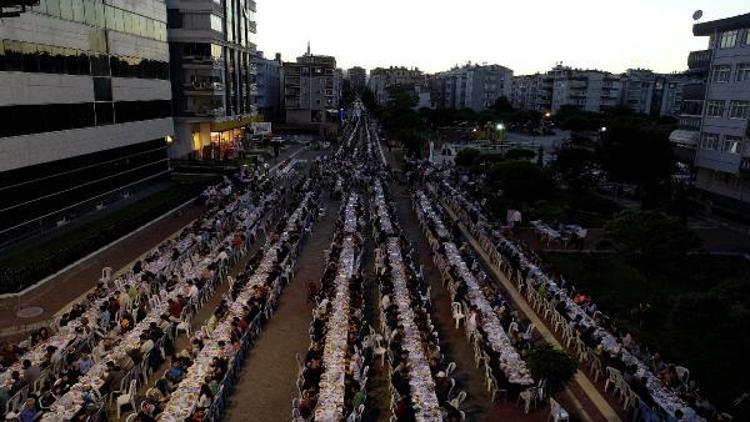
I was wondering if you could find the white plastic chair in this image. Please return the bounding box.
[452,302,465,328]
[517,387,537,414]
[548,397,570,421]
[116,379,137,419]
[449,390,467,410]
[675,365,690,384]
[373,337,387,366]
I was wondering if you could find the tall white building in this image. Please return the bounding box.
[368,66,425,105]
[0,1,174,243]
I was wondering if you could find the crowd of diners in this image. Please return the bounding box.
[296,193,368,421]
[416,162,714,422]
[294,114,385,422]
[371,177,466,422]
[0,157,301,421]
[413,188,539,410]
[151,174,319,422]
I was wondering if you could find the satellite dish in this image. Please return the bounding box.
[693,10,703,21]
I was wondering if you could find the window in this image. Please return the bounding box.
[210,14,223,32]
[720,30,738,48]
[723,136,743,154]
[729,101,750,120]
[737,64,750,82]
[700,133,720,150]
[706,100,725,118]
[711,65,732,83]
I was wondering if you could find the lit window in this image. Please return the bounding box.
[720,30,738,48]
[706,100,725,118]
[723,136,743,154]
[711,65,732,83]
[729,101,750,120]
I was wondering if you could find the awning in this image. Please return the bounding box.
[669,129,699,147]
[210,115,259,132]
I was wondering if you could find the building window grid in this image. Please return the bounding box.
[700,133,720,150]
[711,65,732,83]
[720,30,738,48]
[737,64,750,82]
[706,100,726,118]
[729,101,750,120]
[723,136,743,154]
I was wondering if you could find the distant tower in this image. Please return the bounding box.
[306,41,311,56]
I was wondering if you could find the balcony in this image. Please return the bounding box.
[186,106,226,117]
[183,80,224,95]
[688,49,711,72]
[182,55,224,69]
[681,83,706,101]
[247,0,256,12]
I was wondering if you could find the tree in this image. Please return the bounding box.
[455,148,481,168]
[504,148,536,161]
[487,161,556,202]
[552,147,599,193]
[492,96,514,114]
[604,209,701,273]
[598,118,676,208]
[526,346,578,393]
[379,86,428,157]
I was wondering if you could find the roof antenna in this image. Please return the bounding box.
[307,40,311,56]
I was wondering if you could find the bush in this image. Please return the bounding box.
[526,345,578,393]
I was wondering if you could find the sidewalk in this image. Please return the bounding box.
[0,145,305,340]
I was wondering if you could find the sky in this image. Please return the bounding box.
[254,0,749,75]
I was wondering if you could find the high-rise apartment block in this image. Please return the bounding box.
[690,13,750,208]
[0,1,174,243]
[431,64,513,112]
[368,66,425,105]
[253,51,282,121]
[282,50,339,126]
[346,66,367,89]
[167,0,258,159]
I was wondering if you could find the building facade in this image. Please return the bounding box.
[0,0,174,243]
[368,66,425,105]
[252,51,281,121]
[691,14,750,207]
[167,0,257,159]
[346,66,366,89]
[432,64,513,112]
[282,51,339,125]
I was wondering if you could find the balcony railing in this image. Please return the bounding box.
[688,49,711,71]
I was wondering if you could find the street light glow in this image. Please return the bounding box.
[544,112,551,118]
[496,123,505,131]
[600,126,607,133]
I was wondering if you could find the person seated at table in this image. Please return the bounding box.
[166,360,185,382]
[299,389,318,419]
[167,299,183,320]
[77,352,95,375]
[21,360,41,386]
[651,352,668,375]
[391,365,411,397]
[661,364,681,389]
[18,398,39,422]
[393,396,414,421]
[0,343,19,366]
[434,371,451,403]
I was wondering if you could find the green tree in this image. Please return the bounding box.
[504,148,536,161]
[526,346,578,393]
[487,161,556,202]
[552,147,599,193]
[598,119,676,208]
[604,209,701,273]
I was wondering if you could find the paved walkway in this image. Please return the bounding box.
[0,146,304,340]
[224,194,339,422]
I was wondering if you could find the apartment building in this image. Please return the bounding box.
[691,13,750,208]
[0,0,174,243]
[346,66,366,89]
[432,64,513,112]
[167,0,258,159]
[253,51,281,121]
[368,66,425,105]
[282,50,339,125]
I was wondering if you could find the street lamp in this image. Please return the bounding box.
[600,126,607,133]
[544,112,552,118]
[496,123,505,131]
